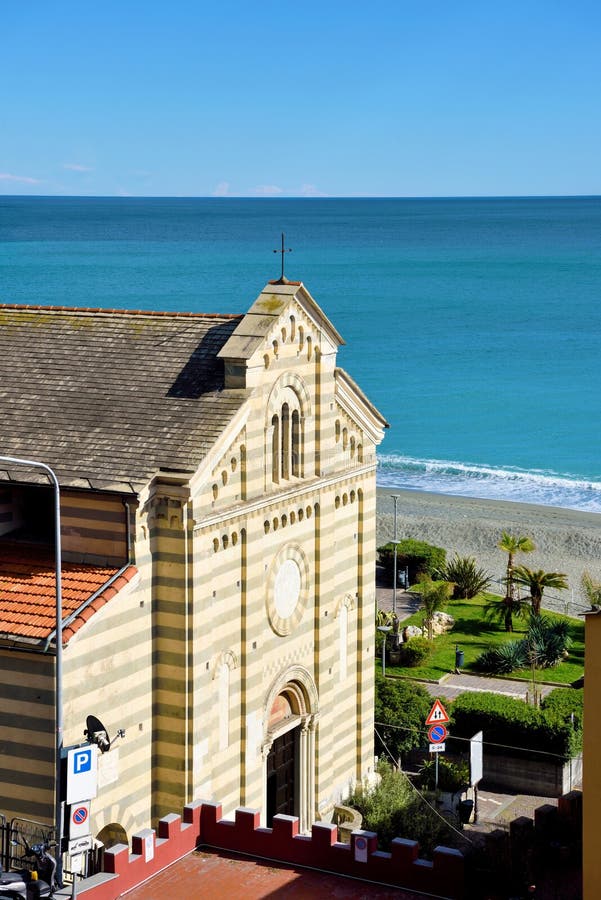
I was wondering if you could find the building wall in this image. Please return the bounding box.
[0,649,54,822]
[61,490,129,565]
[583,611,601,899]
[62,573,153,840]
[182,293,381,827]
[1,288,383,848]
[0,487,127,562]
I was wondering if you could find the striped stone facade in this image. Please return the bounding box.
[0,282,386,845]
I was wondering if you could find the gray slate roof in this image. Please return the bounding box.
[0,305,248,492]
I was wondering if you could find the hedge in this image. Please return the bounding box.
[541,687,584,730]
[450,690,581,762]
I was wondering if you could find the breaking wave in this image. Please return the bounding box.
[376,455,601,513]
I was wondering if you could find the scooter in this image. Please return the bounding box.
[0,836,57,898]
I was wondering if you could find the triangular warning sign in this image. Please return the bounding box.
[425,698,449,726]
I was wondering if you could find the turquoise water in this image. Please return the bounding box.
[1,195,600,511]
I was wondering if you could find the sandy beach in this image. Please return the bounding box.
[376,488,601,616]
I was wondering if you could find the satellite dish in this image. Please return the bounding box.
[84,714,111,753]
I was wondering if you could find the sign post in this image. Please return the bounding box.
[425,699,450,790]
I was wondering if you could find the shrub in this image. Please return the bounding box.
[398,636,431,667]
[475,615,572,674]
[345,761,453,855]
[527,615,572,668]
[451,690,581,760]
[419,758,470,793]
[541,687,583,731]
[581,570,601,608]
[375,675,432,759]
[437,554,492,599]
[377,539,446,584]
[475,640,528,674]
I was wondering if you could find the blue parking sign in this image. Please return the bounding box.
[66,745,98,804]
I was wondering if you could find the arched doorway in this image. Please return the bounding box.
[262,668,318,833]
[266,729,297,824]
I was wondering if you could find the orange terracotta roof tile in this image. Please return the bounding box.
[0,543,137,645]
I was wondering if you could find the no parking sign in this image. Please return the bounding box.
[70,802,91,839]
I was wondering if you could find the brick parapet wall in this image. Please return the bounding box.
[74,800,464,899]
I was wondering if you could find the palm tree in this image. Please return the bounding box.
[417,579,453,640]
[497,532,535,631]
[512,566,568,616]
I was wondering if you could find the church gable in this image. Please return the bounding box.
[335,368,388,447]
[207,282,388,496]
[218,282,344,389]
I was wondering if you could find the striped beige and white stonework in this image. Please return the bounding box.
[0,282,387,845]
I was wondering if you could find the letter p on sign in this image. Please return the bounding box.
[74,749,92,773]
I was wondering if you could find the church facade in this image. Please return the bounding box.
[0,280,387,847]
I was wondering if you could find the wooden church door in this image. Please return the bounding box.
[266,726,297,825]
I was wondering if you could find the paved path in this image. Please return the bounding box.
[423,672,555,702]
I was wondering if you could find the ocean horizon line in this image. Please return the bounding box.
[3,193,601,201]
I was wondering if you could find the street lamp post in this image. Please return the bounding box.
[391,494,400,615]
[377,625,392,677]
[0,456,64,882]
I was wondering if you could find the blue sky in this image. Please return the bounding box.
[2,1,600,197]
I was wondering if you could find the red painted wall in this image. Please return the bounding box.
[74,800,464,900]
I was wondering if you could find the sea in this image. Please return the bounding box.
[1,195,600,513]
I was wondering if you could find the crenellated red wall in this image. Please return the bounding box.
[75,800,464,899]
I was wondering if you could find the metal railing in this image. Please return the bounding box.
[486,576,586,617]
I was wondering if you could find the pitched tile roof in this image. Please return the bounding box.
[0,305,248,492]
[0,542,137,644]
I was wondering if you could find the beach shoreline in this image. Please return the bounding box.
[376,487,601,615]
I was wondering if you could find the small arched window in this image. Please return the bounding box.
[291,409,301,476]
[271,414,280,483]
[281,403,290,480]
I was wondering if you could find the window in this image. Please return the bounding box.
[267,377,310,487]
[291,410,301,477]
[281,403,290,480]
[269,394,304,484]
[272,414,280,482]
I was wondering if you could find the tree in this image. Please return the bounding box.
[512,566,568,616]
[374,675,431,762]
[417,578,453,640]
[497,532,535,631]
[581,570,601,609]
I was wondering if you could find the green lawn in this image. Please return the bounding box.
[380,595,585,684]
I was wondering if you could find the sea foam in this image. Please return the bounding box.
[377,454,601,513]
